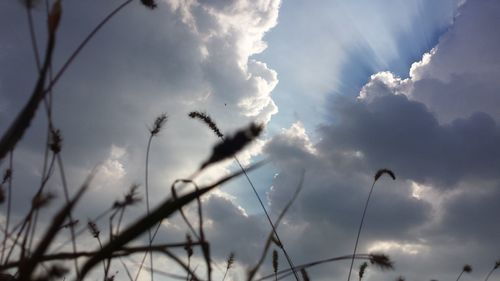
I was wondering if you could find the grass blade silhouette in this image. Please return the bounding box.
[347,169,395,281]
[189,111,300,281]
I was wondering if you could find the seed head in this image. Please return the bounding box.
[113,184,141,209]
[184,233,193,258]
[201,123,263,169]
[87,220,100,238]
[2,169,11,184]
[272,250,279,274]
[141,0,157,9]
[359,262,368,281]
[49,128,62,154]
[188,111,224,138]
[226,252,235,270]
[149,113,168,136]
[60,219,79,229]
[369,254,394,270]
[374,169,395,181]
[32,192,55,209]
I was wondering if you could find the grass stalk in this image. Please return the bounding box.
[347,169,395,281]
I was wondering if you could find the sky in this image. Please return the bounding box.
[1,0,500,281]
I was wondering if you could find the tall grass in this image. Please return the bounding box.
[347,169,395,281]
[2,1,491,281]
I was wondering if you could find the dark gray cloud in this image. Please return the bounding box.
[320,95,500,187]
[2,0,500,280]
[258,0,500,280]
[0,0,280,279]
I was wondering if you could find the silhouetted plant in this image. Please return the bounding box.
[358,262,368,281]
[0,1,408,281]
[300,268,311,281]
[456,264,472,281]
[347,169,396,281]
[483,260,500,281]
[273,250,279,281]
[189,111,299,281]
[222,252,235,281]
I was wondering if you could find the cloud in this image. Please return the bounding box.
[359,0,500,123]
[320,95,500,187]
[2,0,500,280]
[257,1,500,280]
[0,0,281,278]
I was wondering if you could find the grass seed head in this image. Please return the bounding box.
[87,220,100,238]
[150,113,168,136]
[184,233,193,258]
[2,169,11,184]
[374,169,396,181]
[463,264,472,273]
[201,123,263,169]
[359,262,368,281]
[49,128,62,154]
[226,252,235,270]
[141,0,157,9]
[61,219,79,229]
[32,192,55,209]
[114,184,141,209]
[369,254,394,270]
[272,249,279,274]
[188,111,223,138]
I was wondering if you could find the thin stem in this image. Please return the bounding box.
[77,161,265,281]
[234,155,299,281]
[256,254,373,281]
[44,0,133,95]
[248,172,304,281]
[0,152,14,264]
[221,268,229,281]
[52,207,113,253]
[96,237,107,281]
[484,266,497,281]
[115,207,126,235]
[120,257,134,281]
[186,256,191,281]
[145,135,154,281]
[133,135,156,281]
[347,180,376,281]
[26,2,42,72]
[28,153,57,252]
[4,212,31,264]
[0,242,201,271]
[456,270,465,281]
[56,153,80,277]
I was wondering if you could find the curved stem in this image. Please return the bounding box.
[347,180,376,281]
[135,135,154,281]
[146,135,154,281]
[1,152,14,264]
[484,267,497,281]
[44,0,133,94]
[56,153,80,277]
